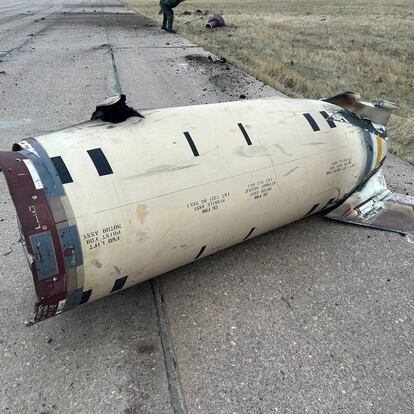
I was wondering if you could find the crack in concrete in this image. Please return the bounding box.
[0,2,86,60]
[99,0,122,94]
[0,25,51,59]
[151,278,186,414]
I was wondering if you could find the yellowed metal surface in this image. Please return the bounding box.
[24,97,382,303]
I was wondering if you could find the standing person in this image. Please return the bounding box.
[159,0,186,33]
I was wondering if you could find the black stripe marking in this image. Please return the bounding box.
[320,111,336,128]
[305,203,320,216]
[80,289,92,304]
[326,197,336,206]
[87,148,113,176]
[194,245,206,260]
[238,123,253,145]
[50,156,73,184]
[303,113,320,132]
[321,198,336,211]
[184,132,199,157]
[243,227,256,241]
[111,276,128,292]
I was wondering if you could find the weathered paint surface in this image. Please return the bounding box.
[0,97,391,322]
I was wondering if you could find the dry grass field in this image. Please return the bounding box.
[124,0,414,164]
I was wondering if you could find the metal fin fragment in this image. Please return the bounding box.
[326,170,414,237]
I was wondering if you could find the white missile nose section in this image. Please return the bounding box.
[0,92,412,323]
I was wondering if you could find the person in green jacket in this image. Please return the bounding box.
[159,0,185,33]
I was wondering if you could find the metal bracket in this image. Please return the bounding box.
[30,231,58,280]
[58,225,83,269]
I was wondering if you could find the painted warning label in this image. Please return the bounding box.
[82,224,122,250]
[326,158,354,175]
[245,178,277,200]
[187,192,230,215]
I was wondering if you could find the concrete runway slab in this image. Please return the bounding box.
[0,0,413,413]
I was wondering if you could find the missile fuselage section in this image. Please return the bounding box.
[0,97,393,321]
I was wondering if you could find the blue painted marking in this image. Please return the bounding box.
[24,138,65,197]
[63,288,83,310]
[20,149,57,197]
[30,231,58,280]
[58,225,83,269]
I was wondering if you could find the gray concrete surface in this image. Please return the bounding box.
[0,0,413,413]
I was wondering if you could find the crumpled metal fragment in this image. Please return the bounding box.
[206,14,225,29]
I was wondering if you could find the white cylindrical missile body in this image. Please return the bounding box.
[1,97,387,321]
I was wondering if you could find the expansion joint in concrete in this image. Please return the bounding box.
[150,278,186,414]
[99,0,122,94]
[0,25,51,60]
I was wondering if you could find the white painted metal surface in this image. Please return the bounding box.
[29,97,384,302]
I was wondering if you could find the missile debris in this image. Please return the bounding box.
[0,93,412,323]
[206,14,225,29]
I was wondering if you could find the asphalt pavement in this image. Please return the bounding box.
[0,1,413,413]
